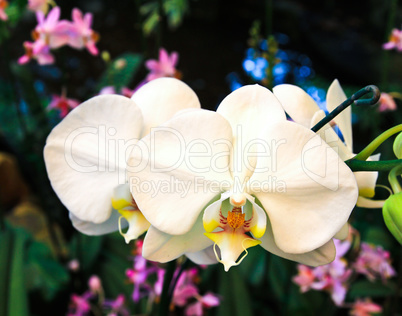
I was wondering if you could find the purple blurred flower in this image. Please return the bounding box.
[383,28,402,52]
[145,48,181,81]
[353,243,396,281]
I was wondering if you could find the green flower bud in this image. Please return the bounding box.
[382,192,402,245]
[393,132,402,159]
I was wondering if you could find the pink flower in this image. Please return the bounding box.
[98,86,134,98]
[67,259,80,272]
[68,294,91,316]
[67,8,99,55]
[293,265,316,292]
[353,243,396,281]
[350,299,382,316]
[293,240,352,306]
[33,7,70,49]
[47,93,80,118]
[145,48,181,81]
[103,294,129,316]
[18,40,55,65]
[28,0,49,14]
[88,275,102,293]
[0,0,8,21]
[378,92,397,112]
[383,28,402,52]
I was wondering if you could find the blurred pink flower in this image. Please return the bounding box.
[103,294,129,316]
[350,299,382,316]
[18,40,55,65]
[67,259,80,272]
[145,48,181,81]
[28,0,49,13]
[67,8,99,55]
[353,243,396,281]
[47,93,80,118]
[378,92,397,112]
[383,28,402,52]
[33,6,70,48]
[68,294,91,316]
[88,275,102,293]
[293,240,352,306]
[0,0,8,21]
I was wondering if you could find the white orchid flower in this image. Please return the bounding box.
[273,80,383,209]
[44,78,201,244]
[129,84,358,271]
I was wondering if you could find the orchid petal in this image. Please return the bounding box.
[203,192,231,232]
[217,84,286,186]
[131,78,201,136]
[273,84,320,128]
[258,217,336,266]
[69,211,127,235]
[356,196,385,208]
[326,79,352,152]
[249,120,358,254]
[44,6,60,27]
[355,153,380,198]
[334,223,349,240]
[128,110,233,235]
[185,246,218,265]
[142,216,213,263]
[119,210,150,244]
[244,194,266,238]
[205,231,260,271]
[44,95,143,224]
[310,110,352,161]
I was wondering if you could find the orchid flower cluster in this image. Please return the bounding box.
[293,229,395,315]
[19,6,99,65]
[68,275,129,316]
[69,240,220,316]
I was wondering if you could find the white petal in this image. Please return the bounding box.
[131,78,201,137]
[249,120,358,254]
[69,211,127,235]
[310,110,352,161]
[326,79,352,152]
[217,84,286,186]
[334,223,349,240]
[258,218,336,266]
[44,95,143,223]
[203,192,231,232]
[244,194,267,238]
[142,217,213,263]
[356,196,385,208]
[354,153,380,198]
[128,109,233,235]
[273,84,320,128]
[185,246,218,265]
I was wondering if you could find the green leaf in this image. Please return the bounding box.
[348,280,396,298]
[217,268,253,316]
[26,242,69,301]
[0,227,12,316]
[267,255,292,302]
[69,233,104,272]
[96,53,143,91]
[8,228,29,316]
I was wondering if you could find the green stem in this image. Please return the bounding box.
[354,124,402,161]
[388,164,402,194]
[345,159,402,172]
[311,85,380,133]
[158,261,176,316]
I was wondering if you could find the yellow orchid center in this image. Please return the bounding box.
[203,196,265,271]
[112,184,150,244]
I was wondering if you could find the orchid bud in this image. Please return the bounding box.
[382,192,402,245]
[393,132,402,159]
